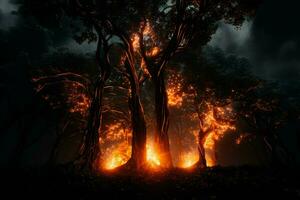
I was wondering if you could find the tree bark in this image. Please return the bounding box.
[74,32,112,172]
[193,95,209,168]
[197,130,207,168]
[125,60,147,170]
[76,76,106,171]
[153,71,173,168]
[264,133,292,167]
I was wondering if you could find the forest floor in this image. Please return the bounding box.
[1,166,300,199]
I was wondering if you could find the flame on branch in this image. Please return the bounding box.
[131,21,159,55]
[32,72,91,117]
[167,72,186,107]
[200,103,236,166]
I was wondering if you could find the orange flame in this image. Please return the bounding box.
[131,21,160,56]
[146,46,160,57]
[179,151,199,168]
[100,123,132,170]
[131,33,140,52]
[69,92,90,115]
[101,123,164,170]
[146,140,161,168]
[100,103,235,170]
[202,103,236,166]
[235,133,250,145]
[103,142,131,170]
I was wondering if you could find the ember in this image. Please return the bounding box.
[167,73,186,107]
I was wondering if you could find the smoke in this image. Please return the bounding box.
[209,0,300,162]
[208,20,253,59]
[209,0,300,82]
[0,0,19,30]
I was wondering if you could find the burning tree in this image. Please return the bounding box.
[130,0,261,167]
[17,0,262,172]
[165,66,237,168]
[176,46,296,167]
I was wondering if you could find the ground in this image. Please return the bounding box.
[1,166,299,199]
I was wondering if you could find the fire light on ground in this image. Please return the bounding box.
[179,151,199,168]
[101,102,236,170]
[100,123,132,170]
[101,122,163,170]
[103,142,131,170]
[146,140,161,168]
[102,137,162,170]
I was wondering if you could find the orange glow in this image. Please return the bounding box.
[69,92,90,115]
[235,133,250,145]
[179,151,199,168]
[101,124,163,170]
[131,33,140,52]
[142,22,152,35]
[202,103,236,167]
[100,123,132,170]
[141,22,160,57]
[37,81,91,116]
[103,142,131,170]
[146,46,160,57]
[146,140,161,168]
[131,21,159,56]
[167,73,186,107]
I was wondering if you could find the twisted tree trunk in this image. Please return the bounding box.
[153,71,172,168]
[76,76,106,171]
[197,130,207,168]
[193,94,208,168]
[125,60,147,170]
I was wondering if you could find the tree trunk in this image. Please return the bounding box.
[197,130,207,168]
[128,93,147,169]
[153,71,172,168]
[264,134,292,167]
[125,61,147,170]
[76,76,105,172]
[48,119,71,165]
[193,95,208,168]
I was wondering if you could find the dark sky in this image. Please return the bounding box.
[0,0,299,166]
[1,0,299,81]
[209,0,300,82]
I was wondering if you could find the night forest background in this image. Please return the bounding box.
[0,0,300,199]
